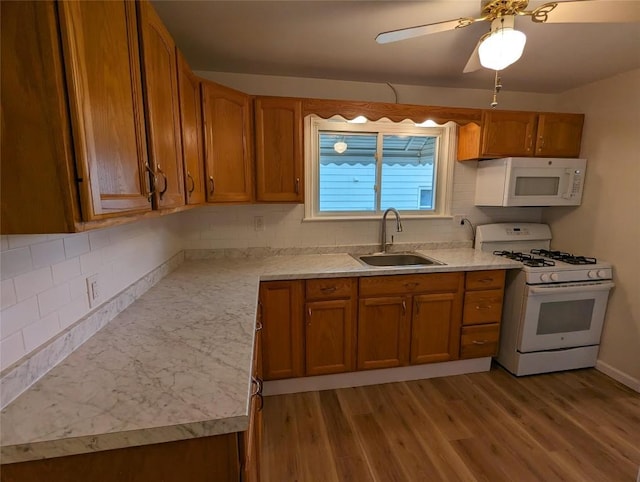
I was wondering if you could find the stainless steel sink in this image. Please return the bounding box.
[354,252,444,267]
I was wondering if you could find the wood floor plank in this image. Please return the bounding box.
[318,390,374,482]
[261,366,640,481]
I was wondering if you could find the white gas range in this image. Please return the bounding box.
[475,223,614,376]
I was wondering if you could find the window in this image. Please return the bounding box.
[305,115,455,219]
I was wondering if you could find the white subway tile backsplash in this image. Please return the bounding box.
[58,296,90,330]
[69,276,89,301]
[79,250,103,275]
[1,248,33,281]
[63,234,90,259]
[7,235,48,250]
[1,280,17,310]
[52,258,82,285]
[1,331,25,369]
[37,284,71,317]
[22,313,60,352]
[1,297,40,339]
[13,267,53,302]
[30,240,65,269]
[88,230,111,251]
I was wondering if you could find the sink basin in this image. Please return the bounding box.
[355,253,444,267]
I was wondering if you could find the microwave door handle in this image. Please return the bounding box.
[528,281,615,296]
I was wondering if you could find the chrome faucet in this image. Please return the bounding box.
[380,208,403,253]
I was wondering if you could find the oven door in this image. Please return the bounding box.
[518,281,614,352]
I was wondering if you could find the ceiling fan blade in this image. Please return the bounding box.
[463,38,483,73]
[376,16,485,44]
[533,0,640,24]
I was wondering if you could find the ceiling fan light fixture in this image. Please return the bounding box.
[478,16,526,71]
[333,141,348,154]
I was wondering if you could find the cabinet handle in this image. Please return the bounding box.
[208,176,215,195]
[256,320,263,332]
[472,340,488,345]
[157,164,168,199]
[295,177,300,195]
[187,171,195,195]
[320,286,337,293]
[144,163,157,202]
[402,300,406,314]
[477,278,493,284]
[527,133,533,152]
[307,307,312,323]
[404,282,419,289]
[251,376,260,396]
[539,135,545,150]
[475,304,492,310]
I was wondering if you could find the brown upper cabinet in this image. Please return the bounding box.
[0,0,196,234]
[201,80,254,203]
[1,0,153,233]
[254,97,304,202]
[176,51,206,205]
[137,0,185,209]
[457,110,584,161]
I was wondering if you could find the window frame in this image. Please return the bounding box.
[304,115,456,221]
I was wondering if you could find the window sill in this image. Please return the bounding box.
[302,214,454,222]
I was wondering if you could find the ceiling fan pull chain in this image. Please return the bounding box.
[490,70,502,108]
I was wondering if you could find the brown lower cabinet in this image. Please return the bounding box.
[1,434,241,482]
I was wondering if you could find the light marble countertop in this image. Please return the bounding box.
[0,248,520,463]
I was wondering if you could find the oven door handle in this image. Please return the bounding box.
[528,281,615,295]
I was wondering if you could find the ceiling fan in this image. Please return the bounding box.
[376,0,640,73]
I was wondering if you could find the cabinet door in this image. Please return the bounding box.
[58,0,152,220]
[481,110,538,157]
[535,113,584,158]
[1,1,80,233]
[305,299,356,376]
[137,0,185,209]
[254,97,303,202]
[202,80,253,202]
[357,296,410,370]
[259,281,304,380]
[177,50,205,205]
[410,292,462,364]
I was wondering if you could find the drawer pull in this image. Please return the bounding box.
[320,286,337,293]
[307,307,312,323]
[402,300,407,314]
[404,282,419,288]
[475,305,492,310]
[256,321,263,332]
[472,340,489,345]
[477,278,494,284]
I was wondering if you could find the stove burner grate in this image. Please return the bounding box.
[493,250,555,267]
[530,249,597,265]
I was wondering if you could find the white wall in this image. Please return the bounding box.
[196,71,565,112]
[543,68,640,385]
[0,215,184,371]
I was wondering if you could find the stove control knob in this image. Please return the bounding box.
[588,270,598,279]
[597,270,608,279]
[540,273,550,282]
[550,273,559,282]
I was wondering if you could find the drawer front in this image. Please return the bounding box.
[465,270,505,291]
[463,289,504,325]
[460,324,500,359]
[359,273,462,297]
[306,277,356,300]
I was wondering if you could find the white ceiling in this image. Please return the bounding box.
[152,0,640,94]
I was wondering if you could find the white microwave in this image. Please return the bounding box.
[475,157,586,207]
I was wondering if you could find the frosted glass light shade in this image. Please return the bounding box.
[333,141,348,153]
[479,27,526,71]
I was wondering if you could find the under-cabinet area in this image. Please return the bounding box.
[259,270,506,382]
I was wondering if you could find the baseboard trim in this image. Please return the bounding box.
[263,357,492,396]
[595,360,640,393]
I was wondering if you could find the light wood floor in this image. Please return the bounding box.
[261,365,640,482]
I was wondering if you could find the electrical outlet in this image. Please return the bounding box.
[253,215,265,232]
[86,274,101,308]
[453,214,466,226]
